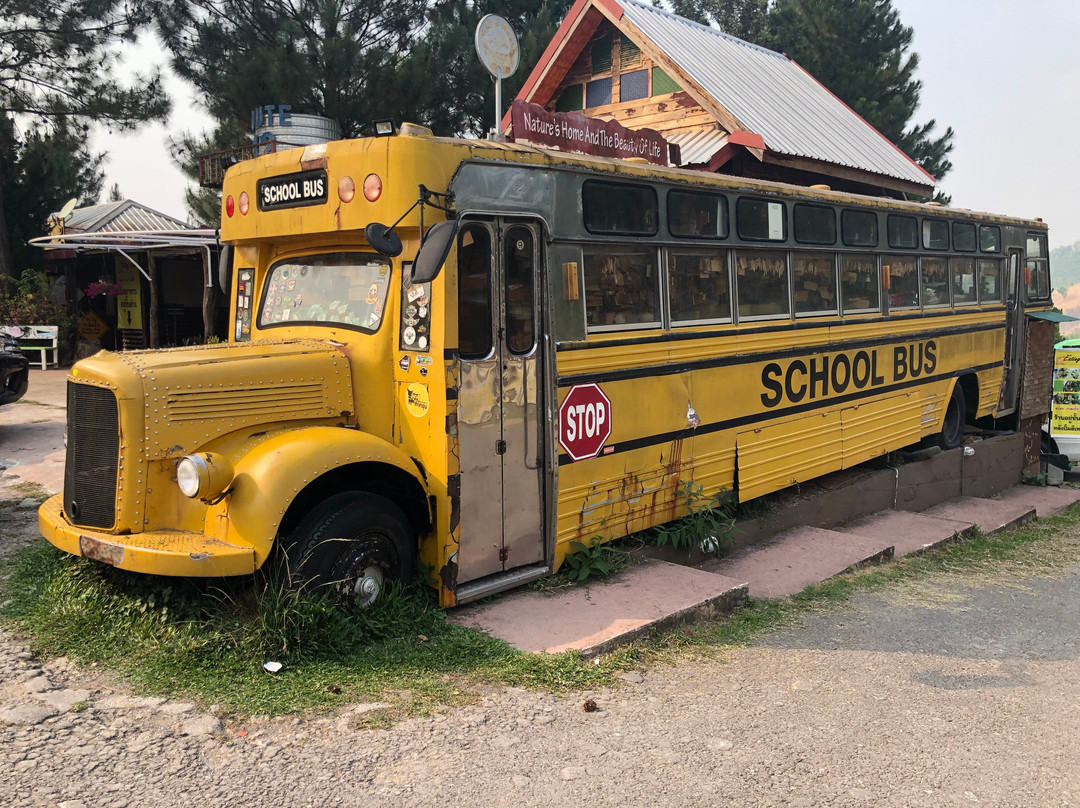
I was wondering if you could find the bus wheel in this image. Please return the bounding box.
[286,492,415,609]
[938,384,966,450]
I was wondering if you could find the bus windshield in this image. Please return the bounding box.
[258,252,392,332]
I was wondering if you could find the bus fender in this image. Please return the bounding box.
[207,427,428,565]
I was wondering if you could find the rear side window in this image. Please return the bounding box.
[583,181,658,236]
[953,222,977,252]
[841,209,878,247]
[737,198,786,242]
[980,225,1001,253]
[793,204,836,245]
[669,190,728,238]
[922,219,949,250]
[887,215,918,249]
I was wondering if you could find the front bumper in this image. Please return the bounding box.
[38,494,256,577]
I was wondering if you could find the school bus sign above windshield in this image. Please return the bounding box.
[38,130,1052,610]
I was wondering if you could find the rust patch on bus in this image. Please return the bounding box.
[79,535,125,567]
[666,438,685,521]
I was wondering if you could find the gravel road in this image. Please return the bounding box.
[2,495,1079,807]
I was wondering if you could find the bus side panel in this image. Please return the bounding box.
[736,411,842,501]
[840,392,922,468]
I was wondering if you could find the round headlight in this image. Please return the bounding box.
[176,453,236,501]
[176,457,201,498]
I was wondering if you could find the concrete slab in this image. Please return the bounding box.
[699,526,893,599]
[991,485,1080,519]
[450,559,747,656]
[836,510,974,558]
[922,496,1036,535]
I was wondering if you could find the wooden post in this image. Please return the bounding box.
[202,249,216,341]
[148,253,159,349]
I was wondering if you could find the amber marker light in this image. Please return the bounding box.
[238,191,250,215]
[338,176,356,203]
[225,195,235,217]
[363,173,382,202]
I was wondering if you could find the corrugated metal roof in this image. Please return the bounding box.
[667,129,730,166]
[618,0,934,188]
[59,200,190,234]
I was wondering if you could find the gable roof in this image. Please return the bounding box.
[510,0,935,196]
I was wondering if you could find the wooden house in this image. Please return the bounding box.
[506,0,935,199]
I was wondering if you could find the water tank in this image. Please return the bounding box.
[255,114,342,148]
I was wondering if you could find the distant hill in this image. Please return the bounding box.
[1053,242,1080,292]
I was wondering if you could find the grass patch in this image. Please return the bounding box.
[4,505,1079,721]
[0,544,631,718]
[9,482,51,502]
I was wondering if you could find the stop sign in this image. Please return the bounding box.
[559,383,613,462]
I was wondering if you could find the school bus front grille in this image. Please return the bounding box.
[164,383,330,422]
[64,382,119,529]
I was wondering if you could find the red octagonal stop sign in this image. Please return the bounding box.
[559,383,613,462]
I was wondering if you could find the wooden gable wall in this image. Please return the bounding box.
[545,19,718,139]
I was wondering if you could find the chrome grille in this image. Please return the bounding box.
[64,382,119,529]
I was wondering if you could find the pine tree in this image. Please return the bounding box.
[0,0,170,280]
[0,119,105,276]
[663,0,775,45]
[769,0,953,194]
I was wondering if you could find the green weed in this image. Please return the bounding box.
[647,481,738,555]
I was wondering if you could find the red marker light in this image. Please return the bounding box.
[225,195,235,217]
[238,192,250,215]
[363,174,382,202]
[338,176,356,203]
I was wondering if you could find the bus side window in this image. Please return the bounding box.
[735,249,789,319]
[840,254,879,313]
[458,226,493,359]
[978,258,1003,303]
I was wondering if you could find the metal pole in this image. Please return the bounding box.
[495,77,503,141]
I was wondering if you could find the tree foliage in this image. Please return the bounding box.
[0,0,170,279]
[0,118,105,275]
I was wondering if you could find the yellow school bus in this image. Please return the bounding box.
[39,127,1053,607]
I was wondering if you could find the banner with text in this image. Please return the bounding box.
[1051,348,1080,435]
[509,100,668,166]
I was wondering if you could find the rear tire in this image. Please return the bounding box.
[938,383,966,450]
[285,492,415,609]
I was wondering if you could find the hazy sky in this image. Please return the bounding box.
[91,0,1080,248]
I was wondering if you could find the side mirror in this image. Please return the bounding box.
[364,222,403,257]
[412,220,459,284]
[217,245,233,294]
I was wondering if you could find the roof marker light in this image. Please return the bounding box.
[225,195,235,217]
[238,192,250,215]
[339,176,356,203]
[363,174,382,202]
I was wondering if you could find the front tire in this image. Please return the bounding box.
[285,492,415,609]
[938,383,966,450]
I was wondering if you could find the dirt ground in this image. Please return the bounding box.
[2,494,1079,807]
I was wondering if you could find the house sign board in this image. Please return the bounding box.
[510,100,668,166]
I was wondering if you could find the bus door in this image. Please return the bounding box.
[998,248,1024,413]
[455,218,545,583]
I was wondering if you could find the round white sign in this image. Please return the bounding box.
[475,14,520,80]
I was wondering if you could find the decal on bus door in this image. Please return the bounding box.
[559,383,613,462]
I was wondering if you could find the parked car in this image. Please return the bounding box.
[0,332,29,405]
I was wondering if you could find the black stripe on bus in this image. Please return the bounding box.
[557,321,1004,387]
[556,362,1002,466]
[555,306,1007,352]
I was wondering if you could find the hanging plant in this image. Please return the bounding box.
[84,280,124,298]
